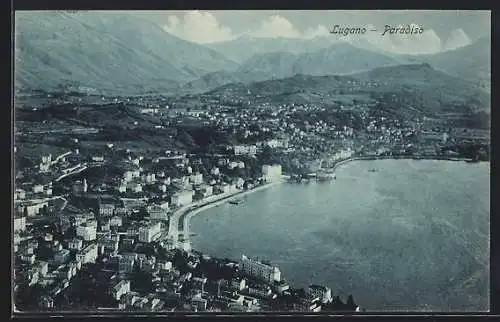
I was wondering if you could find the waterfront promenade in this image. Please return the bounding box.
[327,155,477,172]
[168,155,480,250]
[167,177,286,250]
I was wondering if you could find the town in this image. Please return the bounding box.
[13,87,489,312]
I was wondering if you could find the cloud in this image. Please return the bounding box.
[303,25,331,39]
[250,18,444,54]
[252,14,301,38]
[162,12,450,54]
[163,10,234,43]
[443,28,472,51]
[163,12,334,42]
[252,15,334,40]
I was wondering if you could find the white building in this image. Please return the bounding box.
[87,219,98,228]
[68,238,83,251]
[117,184,127,193]
[100,219,111,232]
[36,261,49,277]
[76,224,97,241]
[148,205,169,221]
[14,189,26,200]
[39,163,50,173]
[214,183,237,194]
[189,173,203,185]
[33,185,44,194]
[99,203,115,216]
[235,178,245,189]
[72,179,88,193]
[21,253,36,265]
[23,202,48,217]
[123,171,134,182]
[240,254,281,284]
[111,280,131,300]
[72,213,93,226]
[118,256,135,273]
[159,261,173,271]
[127,183,143,193]
[110,216,123,227]
[92,156,104,162]
[44,187,53,196]
[14,216,26,232]
[171,190,193,207]
[142,173,156,184]
[266,139,285,148]
[262,164,282,182]
[228,161,239,170]
[441,132,449,144]
[138,222,162,243]
[41,154,52,164]
[308,284,333,304]
[231,278,247,291]
[76,244,98,264]
[234,145,257,156]
[100,235,120,253]
[197,185,213,197]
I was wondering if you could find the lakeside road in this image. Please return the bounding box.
[168,156,483,249]
[167,177,286,249]
[329,155,480,172]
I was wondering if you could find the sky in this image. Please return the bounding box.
[133,10,491,54]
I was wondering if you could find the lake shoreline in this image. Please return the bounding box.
[180,178,286,242]
[187,159,489,311]
[329,155,483,173]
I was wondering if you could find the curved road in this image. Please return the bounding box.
[167,178,286,250]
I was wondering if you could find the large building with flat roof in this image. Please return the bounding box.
[240,254,281,284]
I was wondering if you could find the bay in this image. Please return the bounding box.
[190,159,490,311]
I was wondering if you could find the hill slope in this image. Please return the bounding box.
[183,43,401,92]
[391,38,491,91]
[207,35,336,63]
[14,12,238,94]
[208,35,490,92]
[206,63,490,115]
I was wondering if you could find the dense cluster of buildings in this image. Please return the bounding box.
[14,144,307,312]
[13,86,488,312]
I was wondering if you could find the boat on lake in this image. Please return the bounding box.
[229,199,243,205]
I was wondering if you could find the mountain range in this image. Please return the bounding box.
[14,12,491,96]
[14,12,238,94]
[189,37,491,93]
[390,37,491,89]
[206,35,337,63]
[182,42,403,93]
[206,63,489,115]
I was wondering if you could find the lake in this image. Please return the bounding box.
[190,159,490,311]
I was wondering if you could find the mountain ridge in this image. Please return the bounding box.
[14,12,238,94]
[204,63,489,115]
[205,35,490,92]
[182,42,402,93]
